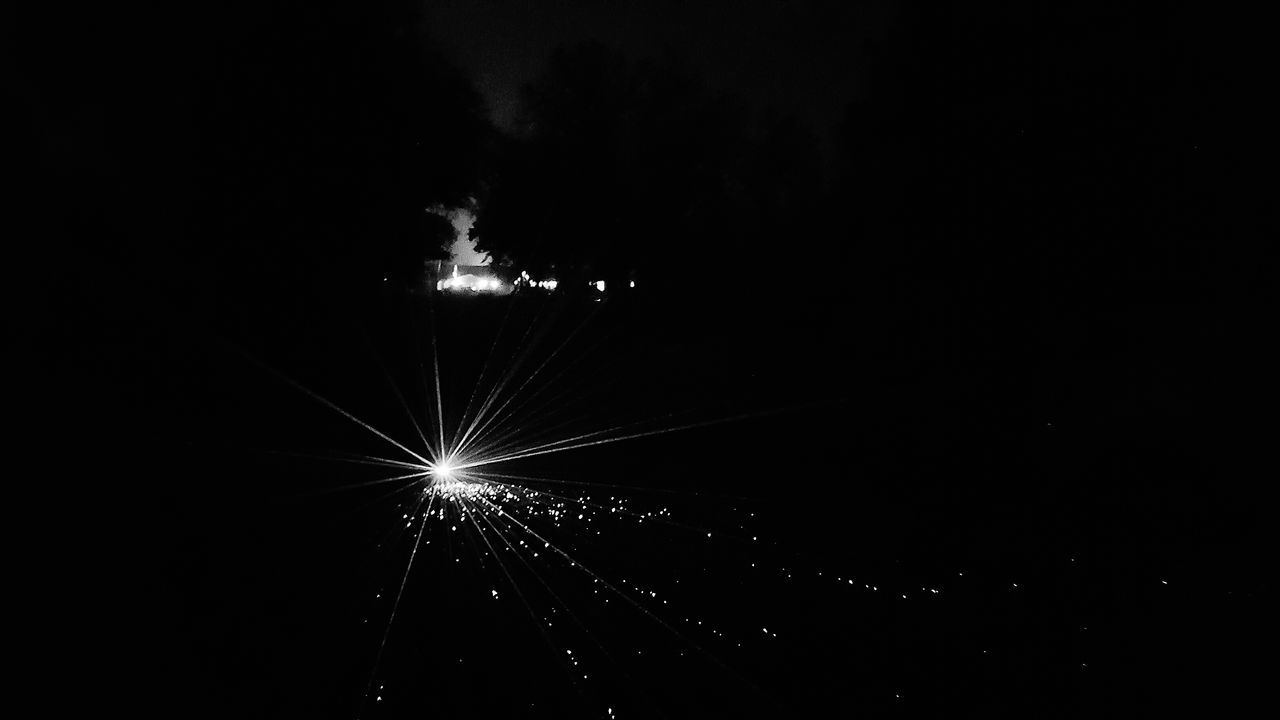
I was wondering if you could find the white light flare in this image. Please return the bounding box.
[430,461,456,483]
[424,461,499,502]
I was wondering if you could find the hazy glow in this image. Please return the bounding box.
[441,272,504,293]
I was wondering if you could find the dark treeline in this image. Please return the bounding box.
[24,2,1262,350]
[472,2,1264,431]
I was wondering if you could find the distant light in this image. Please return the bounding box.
[629,280,635,288]
[595,280,606,292]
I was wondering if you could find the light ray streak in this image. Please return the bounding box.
[379,359,436,460]
[453,415,741,471]
[427,298,447,459]
[456,500,495,570]
[449,296,556,455]
[452,397,598,462]
[358,491,435,719]
[456,500,566,659]
[287,470,429,499]
[469,493,712,656]
[455,334,609,460]
[448,313,619,463]
[451,412,588,466]
[469,502,643,700]
[272,370,432,466]
[463,331,603,438]
[352,476,437,523]
[483,511,684,720]
[458,308,599,457]
[260,448,426,472]
[475,491,774,710]
[449,291,522,454]
[454,496,600,700]
[451,377,612,462]
[458,402,828,472]
[454,416,674,470]
[452,307,600,459]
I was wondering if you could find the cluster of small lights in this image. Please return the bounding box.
[515,270,558,290]
[437,264,504,293]
[439,277,503,292]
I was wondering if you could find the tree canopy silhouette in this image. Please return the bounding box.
[473,42,823,294]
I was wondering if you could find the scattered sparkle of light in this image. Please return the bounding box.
[280,304,976,719]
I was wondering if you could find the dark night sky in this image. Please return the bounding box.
[17,1,1272,717]
[427,0,889,133]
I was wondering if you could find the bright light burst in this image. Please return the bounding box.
[427,459,456,482]
[270,302,896,719]
[279,304,773,719]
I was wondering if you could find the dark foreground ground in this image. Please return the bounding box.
[21,275,1265,719]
